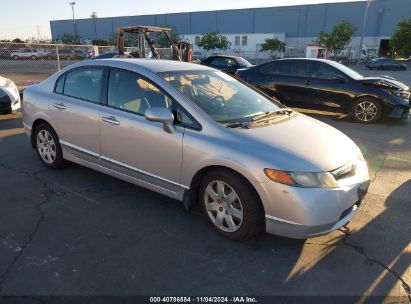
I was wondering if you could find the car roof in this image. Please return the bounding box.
[208,55,242,59]
[95,58,213,73]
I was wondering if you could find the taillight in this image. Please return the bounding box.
[234,71,240,78]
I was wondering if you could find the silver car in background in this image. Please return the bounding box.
[22,59,369,240]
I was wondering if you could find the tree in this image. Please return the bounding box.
[199,31,231,52]
[316,20,357,54]
[154,25,182,48]
[390,18,411,58]
[91,39,109,46]
[12,38,24,43]
[260,38,286,59]
[57,32,81,45]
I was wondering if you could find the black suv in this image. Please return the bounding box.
[236,58,410,123]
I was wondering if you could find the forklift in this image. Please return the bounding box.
[116,25,192,62]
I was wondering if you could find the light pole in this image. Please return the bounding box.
[357,0,371,66]
[69,2,77,42]
[91,11,98,40]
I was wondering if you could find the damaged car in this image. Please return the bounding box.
[0,76,21,114]
[236,58,410,123]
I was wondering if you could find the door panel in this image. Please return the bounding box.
[255,60,308,106]
[49,95,101,162]
[99,107,184,192]
[301,62,353,111]
[99,68,184,192]
[49,67,104,162]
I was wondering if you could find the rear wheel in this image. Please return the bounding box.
[13,55,18,60]
[31,55,36,60]
[352,97,382,123]
[34,123,65,169]
[199,169,264,240]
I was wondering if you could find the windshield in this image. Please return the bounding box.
[236,57,253,67]
[161,70,282,123]
[325,60,364,80]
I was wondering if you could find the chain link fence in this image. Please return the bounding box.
[1,42,304,88]
[0,42,177,88]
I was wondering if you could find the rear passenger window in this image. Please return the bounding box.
[305,62,343,79]
[63,68,103,103]
[258,62,280,74]
[258,61,303,76]
[277,61,303,76]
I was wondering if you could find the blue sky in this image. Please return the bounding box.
[0,0,361,40]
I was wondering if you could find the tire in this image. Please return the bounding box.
[13,55,18,60]
[34,123,65,169]
[31,55,36,60]
[351,97,382,124]
[199,169,264,240]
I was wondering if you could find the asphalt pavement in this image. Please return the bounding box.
[0,111,410,300]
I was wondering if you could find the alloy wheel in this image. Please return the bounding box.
[36,129,57,164]
[204,180,243,233]
[354,101,378,122]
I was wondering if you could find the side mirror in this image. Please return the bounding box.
[144,107,175,134]
[332,75,346,83]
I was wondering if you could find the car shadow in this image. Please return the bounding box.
[283,179,411,300]
[0,113,23,131]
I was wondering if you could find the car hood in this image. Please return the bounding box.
[359,76,410,91]
[233,114,358,172]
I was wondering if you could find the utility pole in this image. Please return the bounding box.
[36,25,40,42]
[357,0,371,66]
[69,2,77,42]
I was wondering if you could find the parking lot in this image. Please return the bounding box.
[0,108,410,299]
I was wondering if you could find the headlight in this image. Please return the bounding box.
[264,168,339,188]
[393,91,410,100]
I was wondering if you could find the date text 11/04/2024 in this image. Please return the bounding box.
[149,297,258,303]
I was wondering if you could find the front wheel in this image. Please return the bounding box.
[351,97,382,123]
[199,169,264,240]
[34,123,65,169]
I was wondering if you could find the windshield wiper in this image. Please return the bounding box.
[252,109,293,123]
[222,122,246,128]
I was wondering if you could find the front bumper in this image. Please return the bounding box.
[384,96,410,119]
[256,159,369,239]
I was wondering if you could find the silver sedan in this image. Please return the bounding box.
[22,59,370,240]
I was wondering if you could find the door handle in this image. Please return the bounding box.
[52,103,66,110]
[102,116,120,125]
[304,80,311,85]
